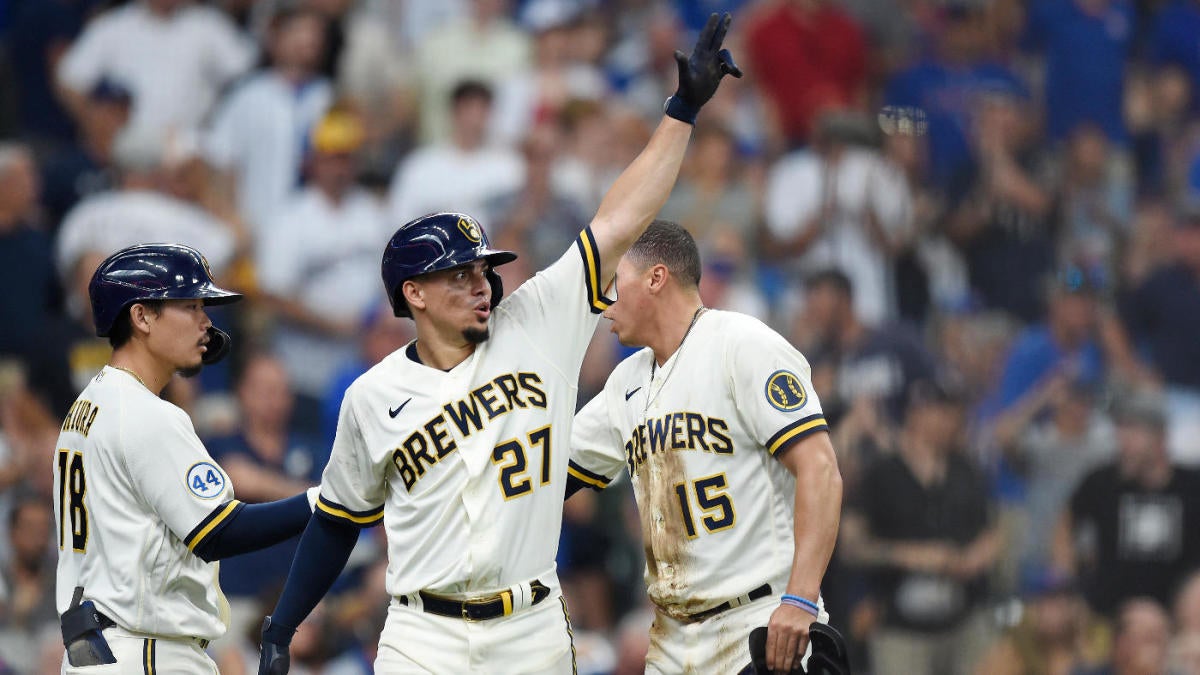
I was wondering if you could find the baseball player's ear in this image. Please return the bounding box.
[648,264,669,293]
[401,280,425,313]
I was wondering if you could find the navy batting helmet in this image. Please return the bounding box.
[89,243,242,337]
[382,212,517,317]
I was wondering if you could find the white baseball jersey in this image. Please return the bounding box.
[316,228,611,597]
[570,310,828,618]
[54,366,238,641]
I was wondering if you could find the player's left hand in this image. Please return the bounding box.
[766,603,817,673]
[666,12,742,124]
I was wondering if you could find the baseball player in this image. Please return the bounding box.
[54,243,320,674]
[566,221,843,674]
[256,13,741,675]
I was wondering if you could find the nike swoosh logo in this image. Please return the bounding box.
[625,387,642,401]
[389,398,412,418]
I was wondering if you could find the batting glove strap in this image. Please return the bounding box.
[664,96,700,125]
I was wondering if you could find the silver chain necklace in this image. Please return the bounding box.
[643,306,707,417]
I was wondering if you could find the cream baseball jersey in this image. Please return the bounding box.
[570,310,828,618]
[316,229,611,596]
[54,366,237,640]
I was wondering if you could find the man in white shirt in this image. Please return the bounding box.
[388,80,524,226]
[57,0,255,139]
[764,112,913,324]
[205,6,333,239]
[257,109,389,415]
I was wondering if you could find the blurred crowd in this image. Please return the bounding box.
[1,0,1200,673]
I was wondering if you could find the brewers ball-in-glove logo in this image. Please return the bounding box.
[457,216,482,243]
[765,370,807,411]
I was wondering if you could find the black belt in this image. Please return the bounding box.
[401,580,552,621]
[94,611,210,650]
[687,583,773,622]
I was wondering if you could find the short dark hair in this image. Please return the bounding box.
[804,268,854,300]
[107,300,164,349]
[627,220,702,288]
[450,80,493,107]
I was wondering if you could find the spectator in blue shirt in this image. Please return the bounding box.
[883,2,1029,191]
[204,352,323,648]
[1023,0,1135,144]
[1149,0,1200,110]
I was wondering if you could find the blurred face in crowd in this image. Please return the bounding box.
[803,281,852,347]
[1174,221,1200,271]
[1115,420,1164,479]
[471,0,508,24]
[311,150,357,199]
[270,11,326,74]
[908,400,963,453]
[10,501,51,571]
[0,147,39,225]
[1030,591,1082,645]
[939,8,988,63]
[1067,124,1110,184]
[451,94,493,149]
[1174,572,1200,634]
[237,355,293,430]
[1113,600,1171,675]
[1048,290,1096,346]
[691,127,735,179]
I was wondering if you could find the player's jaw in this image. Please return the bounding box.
[148,299,211,375]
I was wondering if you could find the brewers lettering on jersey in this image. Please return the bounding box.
[256,13,742,675]
[56,243,318,674]
[568,222,843,674]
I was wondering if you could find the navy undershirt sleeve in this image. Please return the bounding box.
[192,492,311,562]
[262,514,360,645]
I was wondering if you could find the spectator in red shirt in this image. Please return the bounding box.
[744,0,868,148]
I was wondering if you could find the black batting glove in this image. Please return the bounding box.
[258,616,294,675]
[665,12,743,125]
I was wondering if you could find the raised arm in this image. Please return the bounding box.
[588,12,741,286]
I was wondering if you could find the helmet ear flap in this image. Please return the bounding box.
[487,269,504,310]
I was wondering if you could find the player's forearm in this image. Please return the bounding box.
[589,117,693,284]
[192,492,313,562]
[784,441,842,600]
[263,514,360,643]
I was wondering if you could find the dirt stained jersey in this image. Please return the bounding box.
[54,366,237,641]
[570,310,828,618]
[316,229,612,597]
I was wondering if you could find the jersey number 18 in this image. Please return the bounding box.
[57,449,89,552]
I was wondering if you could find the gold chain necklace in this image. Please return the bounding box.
[113,366,149,390]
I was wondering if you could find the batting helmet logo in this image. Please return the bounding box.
[457,216,483,243]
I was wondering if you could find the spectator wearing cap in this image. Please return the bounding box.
[412,0,531,144]
[56,0,255,139]
[256,108,389,429]
[972,568,1109,675]
[39,78,131,229]
[990,265,1141,420]
[1053,390,1200,615]
[882,1,1029,192]
[840,380,1001,675]
[388,80,524,225]
[1122,202,1200,464]
[1022,0,1135,145]
[743,0,868,148]
[765,110,914,325]
[204,5,332,239]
